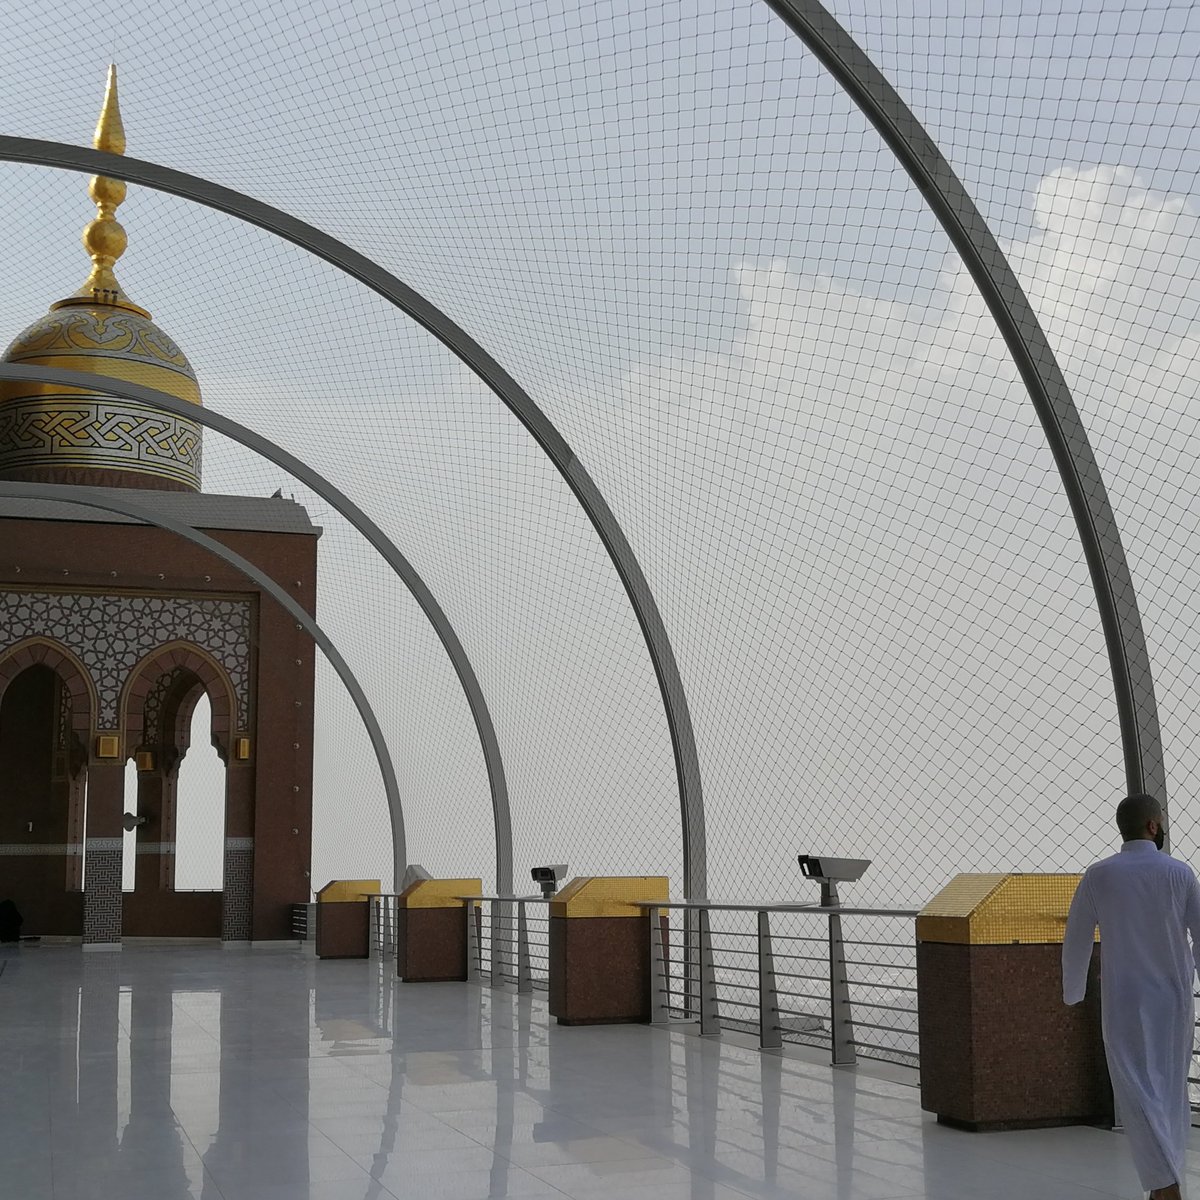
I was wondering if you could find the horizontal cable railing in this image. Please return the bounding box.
[360,892,1200,1119]
[641,901,919,1072]
[368,894,398,960]
[460,895,552,992]
[368,890,918,1073]
[290,901,314,942]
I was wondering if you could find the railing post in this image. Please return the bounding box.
[516,900,533,994]
[828,910,857,1066]
[370,894,391,961]
[757,910,782,1050]
[489,899,506,985]
[466,901,481,984]
[683,908,701,1020]
[376,895,388,960]
[697,906,722,1037]
[648,905,670,1024]
[367,896,379,961]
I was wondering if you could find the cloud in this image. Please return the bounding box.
[102,159,1200,906]
[1010,165,1200,393]
[606,163,1200,903]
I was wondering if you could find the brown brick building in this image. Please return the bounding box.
[0,68,319,947]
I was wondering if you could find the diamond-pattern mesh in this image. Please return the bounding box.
[0,2,1193,912]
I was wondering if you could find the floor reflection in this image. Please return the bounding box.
[0,942,1185,1199]
[46,949,314,1199]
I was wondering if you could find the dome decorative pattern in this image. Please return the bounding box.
[9,308,194,376]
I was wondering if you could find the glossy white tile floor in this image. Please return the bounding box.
[1,944,1196,1200]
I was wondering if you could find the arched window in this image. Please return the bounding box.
[173,694,224,891]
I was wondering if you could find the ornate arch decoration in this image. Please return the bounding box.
[0,635,96,890]
[0,635,97,741]
[122,640,239,762]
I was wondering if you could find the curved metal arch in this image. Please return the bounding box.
[763,0,1166,818]
[0,363,511,891]
[0,138,706,896]
[0,479,409,874]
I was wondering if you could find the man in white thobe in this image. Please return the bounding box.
[1063,793,1200,1200]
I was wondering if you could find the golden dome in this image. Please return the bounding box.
[0,66,202,492]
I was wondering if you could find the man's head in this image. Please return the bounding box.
[1116,793,1166,848]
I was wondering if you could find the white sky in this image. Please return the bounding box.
[1,0,1198,909]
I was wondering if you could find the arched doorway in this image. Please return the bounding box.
[0,644,93,937]
[121,650,238,940]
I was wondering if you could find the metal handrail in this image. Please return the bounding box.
[456,894,553,993]
[377,889,918,1074]
[367,894,399,961]
[633,901,919,917]
[456,894,552,903]
[643,899,918,1069]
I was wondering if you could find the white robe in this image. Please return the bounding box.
[1063,840,1200,1193]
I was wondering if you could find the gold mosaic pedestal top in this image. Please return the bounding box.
[917,873,1087,945]
[549,876,669,918]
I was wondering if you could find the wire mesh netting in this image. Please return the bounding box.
[0,1,1196,918]
[827,0,1200,869]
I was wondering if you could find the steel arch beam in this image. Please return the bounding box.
[0,137,707,894]
[0,363,512,892]
[763,0,1165,815]
[0,479,408,875]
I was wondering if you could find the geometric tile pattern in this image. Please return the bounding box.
[0,588,251,729]
[141,665,188,745]
[0,843,84,855]
[82,837,123,943]
[222,838,254,941]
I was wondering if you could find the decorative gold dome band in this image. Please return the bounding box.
[0,295,203,492]
[0,394,201,489]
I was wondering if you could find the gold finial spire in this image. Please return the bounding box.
[57,65,148,315]
[94,62,126,155]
